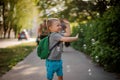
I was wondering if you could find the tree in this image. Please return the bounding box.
[0,0,39,38]
[56,0,120,22]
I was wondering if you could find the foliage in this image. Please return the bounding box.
[58,0,108,21]
[0,0,39,38]
[1,0,119,38]
[14,0,39,31]
[71,24,86,52]
[98,6,120,47]
[0,42,36,76]
[91,41,120,72]
[71,5,120,72]
[37,0,65,18]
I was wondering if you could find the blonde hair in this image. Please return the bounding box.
[46,18,59,28]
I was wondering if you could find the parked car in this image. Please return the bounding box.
[18,30,29,40]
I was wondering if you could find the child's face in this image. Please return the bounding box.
[49,20,61,32]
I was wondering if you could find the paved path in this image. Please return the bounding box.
[0,38,36,48]
[1,47,120,80]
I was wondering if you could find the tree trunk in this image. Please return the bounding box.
[7,21,12,38]
[3,31,7,39]
[3,2,6,39]
[14,30,17,38]
[8,28,12,38]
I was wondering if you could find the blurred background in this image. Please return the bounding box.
[0,0,120,73]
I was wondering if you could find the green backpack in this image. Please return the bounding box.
[37,35,60,59]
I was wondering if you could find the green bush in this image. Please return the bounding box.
[72,5,120,72]
[90,41,120,72]
[71,24,85,52]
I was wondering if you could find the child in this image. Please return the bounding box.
[46,18,78,80]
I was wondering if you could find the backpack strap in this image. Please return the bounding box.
[49,41,61,51]
[47,34,61,58]
[48,34,61,51]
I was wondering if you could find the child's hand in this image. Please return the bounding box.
[63,19,70,24]
[75,33,79,38]
[63,19,70,27]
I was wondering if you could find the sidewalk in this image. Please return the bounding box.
[1,47,119,80]
[0,38,36,48]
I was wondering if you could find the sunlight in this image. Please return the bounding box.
[82,0,89,1]
[45,2,66,16]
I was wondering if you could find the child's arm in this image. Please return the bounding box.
[62,20,71,37]
[60,34,79,42]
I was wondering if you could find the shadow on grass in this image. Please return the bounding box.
[0,42,36,76]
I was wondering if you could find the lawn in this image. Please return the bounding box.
[0,42,36,76]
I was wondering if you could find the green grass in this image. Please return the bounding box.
[0,42,36,76]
